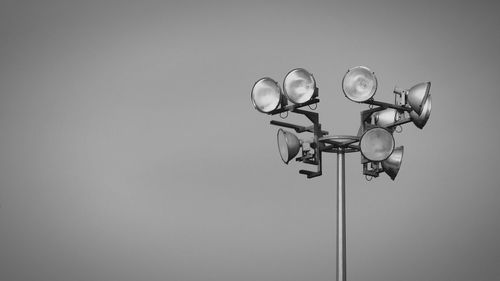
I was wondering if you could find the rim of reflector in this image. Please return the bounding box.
[251,77,282,113]
[342,66,377,102]
[283,68,316,104]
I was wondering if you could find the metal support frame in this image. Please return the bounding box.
[337,148,346,281]
[364,99,411,113]
[269,94,412,278]
[267,91,364,279]
[269,88,327,178]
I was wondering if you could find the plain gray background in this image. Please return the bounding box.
[1,0,499,280]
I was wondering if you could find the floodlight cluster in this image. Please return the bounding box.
[344,66,432,180]
[251,66,432,181]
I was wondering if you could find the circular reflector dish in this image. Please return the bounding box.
[342,66,377,102]
[251,78,282,113]
[283,68,316,104]
[360,127,395,161]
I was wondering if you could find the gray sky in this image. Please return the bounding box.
[1,0,499,281]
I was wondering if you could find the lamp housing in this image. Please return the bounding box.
[360,126,395,162]
[409,95,431,129]
[251,77,284,113]
[342,66,377,102]
[373,108,400,127]
[381,146,404,180]
[283,68,317,104]
[406,82,431,115]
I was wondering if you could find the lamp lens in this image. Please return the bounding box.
[283,68,316,104]
[342,66,377,102]
[251,78,281,113]
[360,127,395,161]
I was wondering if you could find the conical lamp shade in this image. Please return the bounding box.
[410,95,431,129]
[406,82,431,115]
[373,108,398,127]
[277,129,300,164]
[381,146,404,180]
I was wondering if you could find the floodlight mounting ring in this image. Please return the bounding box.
[319,135,360,149]
[319,135,360,142]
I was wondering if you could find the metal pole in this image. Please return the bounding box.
[337,148,346,281]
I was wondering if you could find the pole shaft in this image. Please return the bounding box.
[337,148,346,281]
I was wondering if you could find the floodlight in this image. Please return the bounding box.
[373,108,399,127]
[360,127,395,161]
[406,82,431,115]
[252,66,432,281]
[381,146,404,180]
[251,77,283,113]
[342,66,377,102]
[283,68,316,104]
[277,128,301,164]
[410,95,431,129]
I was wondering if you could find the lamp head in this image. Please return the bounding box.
[360,127,395,162]
[251,77,283,113]
[410,95,431,129]
[406,82,431,115]
[381,146,404,180]
[283,68,316,104]
[277,129,301,164]
[342,66,377,102]
[373,108,399,127]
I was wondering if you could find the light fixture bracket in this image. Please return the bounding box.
[269,103,326,178]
